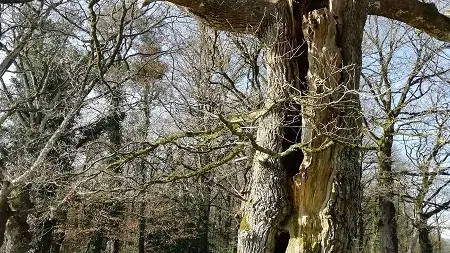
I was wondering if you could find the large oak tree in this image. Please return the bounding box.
[139,0,450,252]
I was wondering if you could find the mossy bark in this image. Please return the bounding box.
[0,181,13,248]
[3,186,32,253]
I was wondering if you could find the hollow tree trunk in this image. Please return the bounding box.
[237,2,299,252]
[238,0,367,252]
[286,4,364,249]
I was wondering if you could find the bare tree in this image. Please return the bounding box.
[360,15,450,253]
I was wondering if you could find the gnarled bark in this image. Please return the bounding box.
[237,2,298,252]
[3,186,32,253]
[158,0,367,252]
[0,182,13,248]
[285,0,366,250]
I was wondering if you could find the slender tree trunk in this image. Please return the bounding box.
[436,216,442,253]
[198,184,211,253]
[418,219,433,253]
[377,131,399,253]
[138,81,153,253]
[88,87,124,253]
[138,201,146,253]
[370,205,380,253]
[108,87,123,253]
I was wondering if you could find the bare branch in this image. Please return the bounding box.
[369,0,450,42]
[0,0,33,3]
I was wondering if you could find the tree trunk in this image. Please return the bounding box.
[3,186,32,253]
[377,132,399,253]
[418,220,433,253]
[237,2,298,252]
[198,184,211,253]
[138,201,146,253]
[101,87,124,253]
[238,1,367,252]
[0,181,12,248]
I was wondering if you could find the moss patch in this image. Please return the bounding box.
[239,214,250,231]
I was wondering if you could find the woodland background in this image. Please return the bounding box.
[1,0,450,252]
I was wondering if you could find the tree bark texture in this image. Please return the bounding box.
[377,131,399,253]
[286,3,364,250]
[237,0,367,251]
[418,219,433,253]
[0,182,13,248]
[236,1,299,252]
[3,186,32,253]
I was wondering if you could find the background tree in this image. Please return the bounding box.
[360,15,450,253]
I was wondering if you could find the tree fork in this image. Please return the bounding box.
[141,0,367,252]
